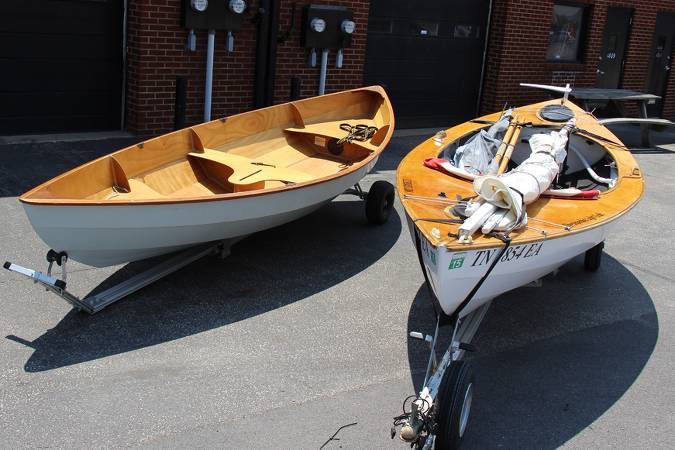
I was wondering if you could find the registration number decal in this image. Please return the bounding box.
[469,242,544,267]
[420,234,437,267]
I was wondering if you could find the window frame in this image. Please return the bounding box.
[545,1,592,64]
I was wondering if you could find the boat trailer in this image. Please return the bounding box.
[3,182,395,314]
[392,301,490,450]
[3,240,236,314]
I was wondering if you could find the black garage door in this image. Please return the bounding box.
[364,0,490,128]
[0,0,124,135]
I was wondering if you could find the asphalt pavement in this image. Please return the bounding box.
[0,129,673,449]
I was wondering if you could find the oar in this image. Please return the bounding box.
[493,119,517,167]
[497,121,523,174]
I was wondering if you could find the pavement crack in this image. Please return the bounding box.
[617,259,675,284]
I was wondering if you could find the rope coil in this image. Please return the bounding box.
[336,123,378,145]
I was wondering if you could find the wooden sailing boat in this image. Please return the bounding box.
[19,86,394,267]
[391,94,644,450]
[397,98,643,320]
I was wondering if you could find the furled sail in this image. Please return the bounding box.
[457,119,576,242]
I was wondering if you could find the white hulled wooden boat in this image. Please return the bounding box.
[19,86,394,268]
[392,94,644,449]
[398,99,643,320]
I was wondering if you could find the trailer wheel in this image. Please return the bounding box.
[434,361,475,450]
[365,181,395,225]
[584,242,604,272]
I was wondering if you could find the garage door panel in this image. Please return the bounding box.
[0,33,120,60]
[0,92,120,117]
[0,114,119,135]
[0,59,120,92]
[364,0,490,128]
[0,0,114,21]
[0,0,123,134]
[1,16,119,36]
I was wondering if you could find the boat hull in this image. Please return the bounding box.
[24,158,377,267]
[409,213,614,317]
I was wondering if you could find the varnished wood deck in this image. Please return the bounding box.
[396,99,644,250]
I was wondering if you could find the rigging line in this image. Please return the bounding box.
[413,218,464,225]
[573,128,626,148]
[450,232,512,322]
[403,194,471,205]
[525,225,549,236]
[529,216,573,231]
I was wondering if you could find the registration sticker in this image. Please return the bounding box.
[448,252,466,270]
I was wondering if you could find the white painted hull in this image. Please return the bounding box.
[23,158,378,267]
[409,215,615,318]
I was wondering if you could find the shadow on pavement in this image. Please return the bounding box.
[0,138,138,197]
[605,122,675,151]
[9,199,401,372]
[406,253,658,449]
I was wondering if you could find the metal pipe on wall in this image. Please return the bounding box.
[253,0,281,108]
[174,76,187,130]
[318,49,329,95]
[476,0,494,116]
[204,29,216,122]
[121,0,128,130]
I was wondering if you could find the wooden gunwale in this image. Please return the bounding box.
[397,99,644,251]
[20,86,394,206]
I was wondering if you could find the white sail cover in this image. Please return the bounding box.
[458,119,575,242]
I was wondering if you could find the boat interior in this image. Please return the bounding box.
[23,89,391,202]
[439,124,619,192]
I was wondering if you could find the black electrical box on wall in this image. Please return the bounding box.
[182,0,246,31]
[301,4,354,50]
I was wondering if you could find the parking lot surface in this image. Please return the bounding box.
[1,132,674,449]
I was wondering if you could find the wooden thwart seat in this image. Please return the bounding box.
[188,148,315,185]
[284,120,383,152]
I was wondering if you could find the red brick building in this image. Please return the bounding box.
[1,0,674,136]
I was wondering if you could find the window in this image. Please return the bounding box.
[410,21,439,37]
[453,24,480,39]
[546,2,590,62]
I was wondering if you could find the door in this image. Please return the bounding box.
[0,0,124,135]
[596,7,632,89]
[646,12,675,117]
[363,0,490,128]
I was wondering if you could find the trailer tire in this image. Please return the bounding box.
[584,242,604,272]
[365,180,395,225]
[434,360,475,450]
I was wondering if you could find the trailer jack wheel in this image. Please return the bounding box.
[365,180,395,225]
[435,361,475,450]
[46,249,68,266]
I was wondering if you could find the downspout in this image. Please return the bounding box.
[204,29,216,122]
[475,0,493,116]
[318,49,329,95]
[254,0,281,108]
[121,0,128,130]
[265,0,280,105]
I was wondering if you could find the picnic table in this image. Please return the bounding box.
[569,88,670,147]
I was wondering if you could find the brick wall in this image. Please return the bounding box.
[126,0,675,136]
[126,0,368,136]
[126,0,258,136]
[273,0,369,104]
[481,0,675,120]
